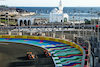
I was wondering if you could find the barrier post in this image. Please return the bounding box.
[30,32,32,36]
[61,35,65,39]
[42,33,45,37]
[53,33,55,38]
[73,34,77,41]
[17,32,22,36]
[8,31,11,35]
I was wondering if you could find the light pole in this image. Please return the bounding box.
[0,10,2,33]
[7,13,9,32]
[14,7,16,25]
[93,12,97,51]
[57,12,59,22]
[5,7,7,26]
[52,12,53,37]
[18,21,20,35]
[0,10,1,25]
[73,11,76,29]
[62,13,64,37]
[97,11,100,56]
[36,10,37,14]
[91,8,93,37]
[5,12,9,30]
[42,10,43,33]
[78,10,81,36]
[97,11,100,42]
[69,12,71,35]
[82,25,85,39]
[30,20,32,36]
[14,14,16,25]
[82,11,85,39]
[18,10,20,35]
[46,10,49,37]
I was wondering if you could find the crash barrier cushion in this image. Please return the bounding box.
[0,35,83,54]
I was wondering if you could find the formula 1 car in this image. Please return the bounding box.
[27,52,38,60]
[44,50,51,57]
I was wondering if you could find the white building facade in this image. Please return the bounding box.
[49,0,69,23]
[18,17,34,26]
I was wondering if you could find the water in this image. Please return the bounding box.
[16,7,100,20]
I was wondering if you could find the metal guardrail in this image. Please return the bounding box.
[75,38,86,67]
[76,36,92,67]
[91,51,95,67]
[87,41,91,67]
[78,44,86,67]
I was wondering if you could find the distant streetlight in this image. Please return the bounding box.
[0,11,1,25]
[73,11,76,29]
[52,12,53,32]
[5,12,9,31]
[69,12,71,35]
[46,10,49,14]
[18,10,20,35]
[62,13,64,37]
[36,10,37,14]
[14,14,16,25]
[97,11,100,42]
[7,13,9,32]
[5,7,7,26]
[81,10,85,39]
[30,20,32,36]
[48,29,49,37]
[46,10,49,36]
[90,8,93,37]
[57,12,59,22]
[0,10,2,32]
[42,10,43,33]
[94,12,98,39]
[78,10,81,36]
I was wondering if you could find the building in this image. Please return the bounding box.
[49,0,69,23]
[17,16,49,26]
[17,0,68,26]
[18,17,34,26]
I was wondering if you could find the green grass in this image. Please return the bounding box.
[1,19,7,22]
[0,19,17,25]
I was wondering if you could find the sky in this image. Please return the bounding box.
[0,0,100,7]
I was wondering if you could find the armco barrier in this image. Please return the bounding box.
[0,35,85,67]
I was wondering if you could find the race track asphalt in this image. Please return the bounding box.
[0,42,55,67]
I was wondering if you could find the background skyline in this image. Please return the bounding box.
[0,0,100,7]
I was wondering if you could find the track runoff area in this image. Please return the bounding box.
[0,42,55,67]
